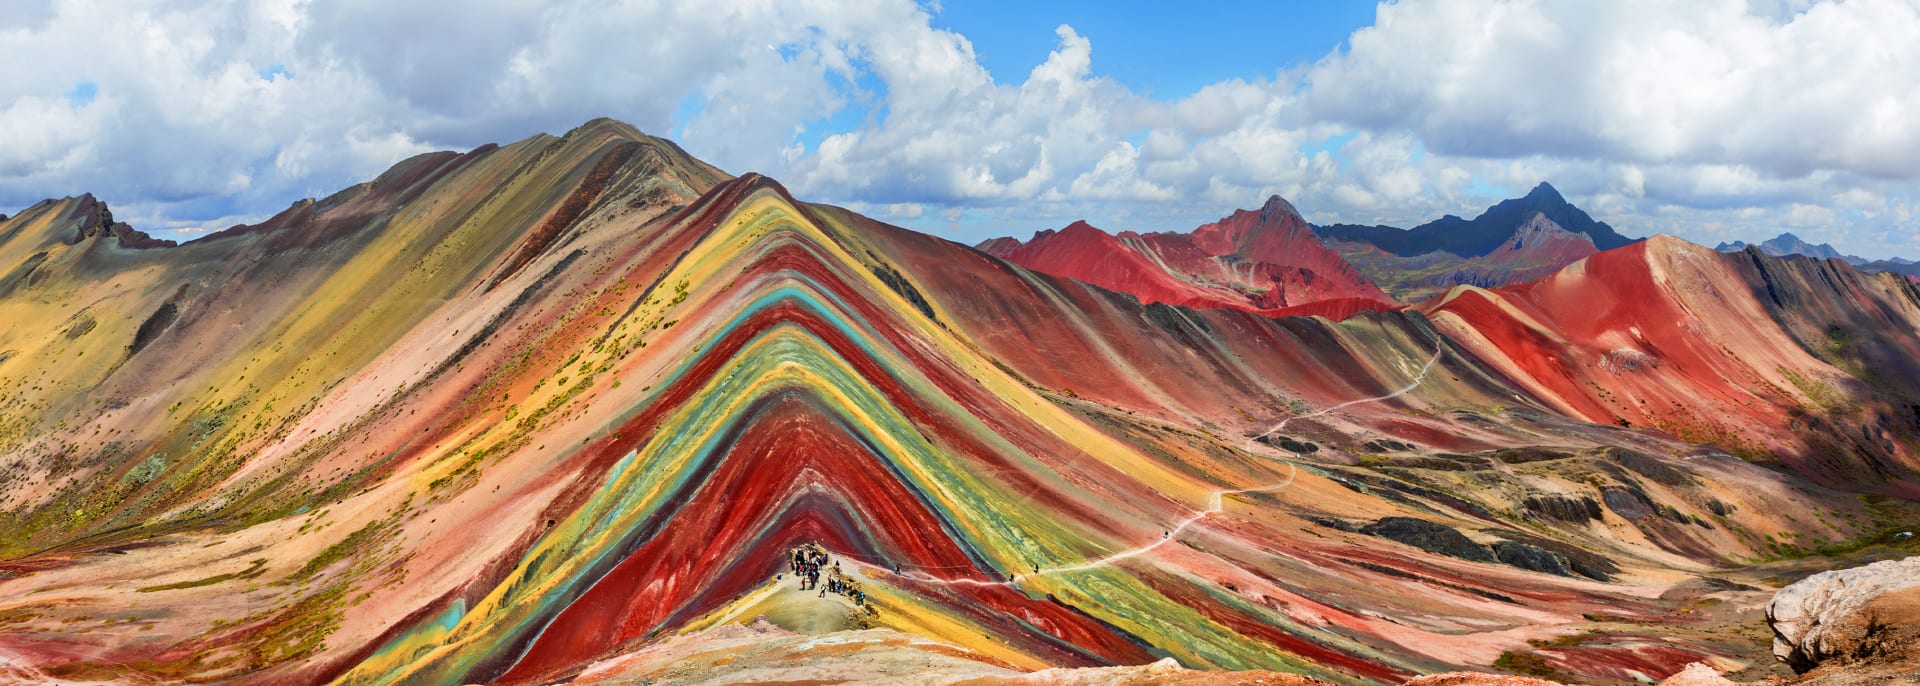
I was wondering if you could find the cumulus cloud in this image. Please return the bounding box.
[0,0,1916,258]
[1307,0,1920,178]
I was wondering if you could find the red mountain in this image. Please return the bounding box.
[1422,235,1920,490]
[980,196,1395,318]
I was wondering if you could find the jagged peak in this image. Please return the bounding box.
[1525,181,1565,203]
[58,193,177,249]
[1513,212,1587,240]
[1259,194,1303,224]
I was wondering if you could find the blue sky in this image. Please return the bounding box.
[931,2,1379,96]
[2,0,1918,259]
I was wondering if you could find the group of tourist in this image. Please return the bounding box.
[786,544,875,612]
[790,546,831,590]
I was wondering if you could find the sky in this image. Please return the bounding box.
[2,0,1919,258]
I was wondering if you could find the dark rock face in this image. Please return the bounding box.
[1362,439,1416,453]
[1602,447,1696,486]
[1523,494,1603,523]
[1360,517,1493,562]
[129,302,179,357]
[1487,447,1575,464]
[1600,487,1652,520]
[1492,541,1572,577]
[1257,434,1319,454]
[1307,516,1358,532]
[1492,532,1619,582]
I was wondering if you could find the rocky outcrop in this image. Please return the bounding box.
[67,194,178,249]
[1768,555,1920,673]
[1522,494,1602,523]
[1361,517,1495,562]
[1492,541,1573,577]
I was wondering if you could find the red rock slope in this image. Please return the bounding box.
[981,196,1395,318]
[1422,235,1920,490]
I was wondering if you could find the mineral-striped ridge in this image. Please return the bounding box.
[0,119,1916,685]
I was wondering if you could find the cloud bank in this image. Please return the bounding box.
[1,0,1916,255]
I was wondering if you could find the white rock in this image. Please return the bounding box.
[1767,555,1920,672]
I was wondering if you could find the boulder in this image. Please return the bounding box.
[1492,541,1572,577]
[1767,555,1920,673]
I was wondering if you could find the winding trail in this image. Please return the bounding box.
[841,348,1447,589]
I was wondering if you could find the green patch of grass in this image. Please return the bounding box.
[1494,650,1574,682]
[136,558,268,593]
[243,581,348,670]
[1529,629,1603,648]
[1780,366,1855,415]
[291,520,390,582]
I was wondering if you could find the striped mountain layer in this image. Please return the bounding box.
[0,120,1916,685]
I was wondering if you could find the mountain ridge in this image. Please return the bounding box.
[1317,182,1638,258]
[980,195,1394,316]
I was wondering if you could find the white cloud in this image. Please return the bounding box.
[0,0,1916,259]
[1306,0,1920,180]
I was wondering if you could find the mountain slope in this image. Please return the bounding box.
[1422,235,1920,489]
[981,196,1395,317]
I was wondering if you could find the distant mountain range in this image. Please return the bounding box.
[983,182,1640,307]
[1716,232,1920,280]
[1716,233,1854,262]
[1317,182,1639,257]
[1308,183,1639,302]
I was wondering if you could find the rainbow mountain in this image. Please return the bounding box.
[0,119,1917,685]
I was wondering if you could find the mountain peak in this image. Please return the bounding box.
[1259,194,1303,224]
[1060,219,1102,234]
[1319,182,1635,257]
[65,194,177,249]
[1525,181,1565,203]
[565,117,650,143]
